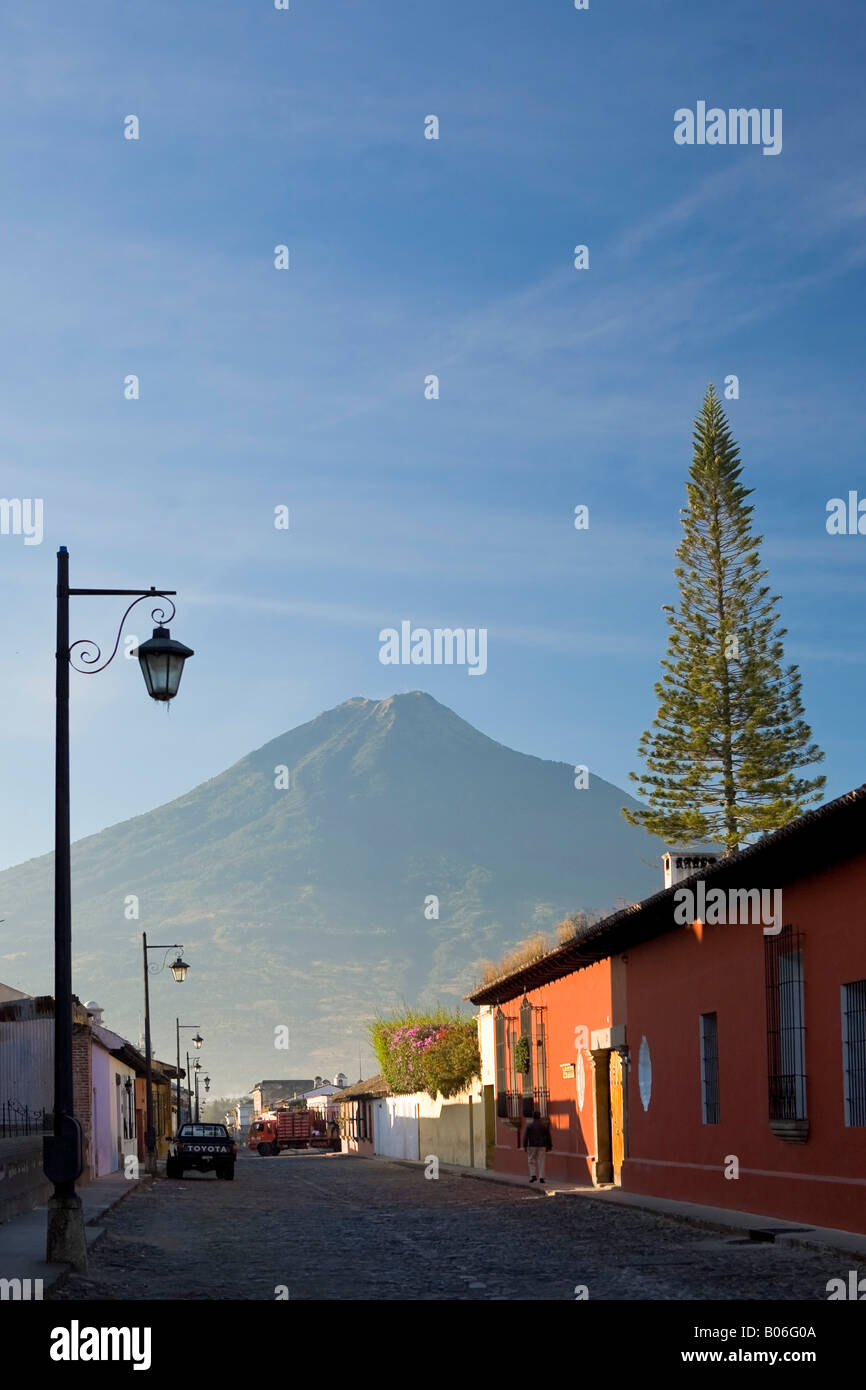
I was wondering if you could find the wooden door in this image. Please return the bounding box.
[609,1049,624,1185]
[483,1084,496,1168]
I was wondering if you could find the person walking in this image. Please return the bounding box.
[523,1109,552,1184]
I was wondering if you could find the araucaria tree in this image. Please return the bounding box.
[623,385,825,854]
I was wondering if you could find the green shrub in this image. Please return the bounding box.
[370,1009,481,1099]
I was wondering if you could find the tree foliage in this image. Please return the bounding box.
[370,1008,480,1099]
[624,385,825,853]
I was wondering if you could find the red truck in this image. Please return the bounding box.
[248,1108,336,1155]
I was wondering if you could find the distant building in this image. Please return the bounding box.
[0,981,31,1004]
[331,1075,391,1156]
[303,1081,343,1122]
[250,1080,315,1115]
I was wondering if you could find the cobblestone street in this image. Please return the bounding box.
[50,1152,852,1301]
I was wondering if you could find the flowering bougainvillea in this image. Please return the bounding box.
[371,1012,481,1099]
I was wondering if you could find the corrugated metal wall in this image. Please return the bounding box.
[0,996,54,1115]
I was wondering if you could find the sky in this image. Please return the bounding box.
[1,0,865,897]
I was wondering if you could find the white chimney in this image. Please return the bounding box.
[662,850,719,889]
[84,1000,105,1025]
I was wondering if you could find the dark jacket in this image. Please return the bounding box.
[522,1119,552,1150]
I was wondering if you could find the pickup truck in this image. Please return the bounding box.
[166,1122,237,1180]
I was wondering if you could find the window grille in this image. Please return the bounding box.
[519,996,534,1095]
[494,1005,549,1119]
[533,1007,550,1119]
[494,1008,507,1099]
[699,1012,720,1124]
[842,980,866,1127]
[765,926,807,1122]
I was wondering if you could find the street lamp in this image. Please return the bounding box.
[169,955,189,983]
[45,547,193,1271]
[132,628,194,702]
[142,936,188,1175]
[193,1061,210,1123]
[186,1050,203,1127]
[177,1024,203,1134]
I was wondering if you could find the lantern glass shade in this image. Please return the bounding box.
[169,955,189,983]
[193,1060,202,1071]
[192,1033,203,1049]
[132,626,194,702]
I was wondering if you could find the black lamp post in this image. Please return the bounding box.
[177,1024,203,1133]
[142,938,189,1175]
[186,1052,194,1126]
[45,547,193,1270]
[190,1056,207,1123]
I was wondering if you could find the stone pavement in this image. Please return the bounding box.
[48,1150,862,1301]
[394,1158,866,1259]
[0,1169,142,1291]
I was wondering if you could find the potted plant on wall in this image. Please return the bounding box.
[514,1034,531,1075]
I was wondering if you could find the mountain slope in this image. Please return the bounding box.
[0,693,661,1091]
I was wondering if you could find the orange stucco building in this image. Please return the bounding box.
[472,783,866,1235]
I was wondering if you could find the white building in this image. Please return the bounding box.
[90,1024,139,1177]
[303,1082,343,1122]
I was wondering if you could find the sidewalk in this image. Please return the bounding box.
[0,1171,143,1290]
[386,1156,866,1259]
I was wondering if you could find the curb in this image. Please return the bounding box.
[376,1154,866,1257]
[48,1177,145,1296]
[84,1175,145,1226]
[455,1166,866,1258]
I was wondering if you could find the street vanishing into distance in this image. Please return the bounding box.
[49,1152,849,1303]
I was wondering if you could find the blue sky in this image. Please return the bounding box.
[1,0,865,881]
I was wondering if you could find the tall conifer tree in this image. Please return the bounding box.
[623,385,825,854]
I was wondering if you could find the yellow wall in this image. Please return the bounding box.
[416,1084,486,1169]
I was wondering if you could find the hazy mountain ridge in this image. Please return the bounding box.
[0,693,661,1090]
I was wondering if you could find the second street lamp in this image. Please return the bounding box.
[185,1051,202,1126]
[142,936,189,1175]
[176,1024,202,1134]
[193,1060,208,1123]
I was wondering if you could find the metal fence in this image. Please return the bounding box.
[0,1099,49,1138]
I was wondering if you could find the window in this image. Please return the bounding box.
[493,1003,549,1120]
[699,1013,720,1124]
[842,980,866,1127]
[519,996,534,1096]
[765,926,807,1129]
[533,1008,549,1118]
[494,1009,513,1115]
